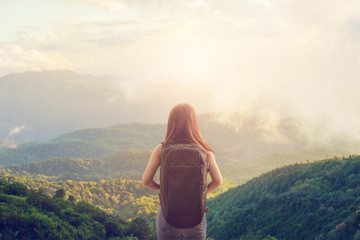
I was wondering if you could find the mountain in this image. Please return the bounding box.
[0,69,213,141]
[220,148,353,183]
[0,122,165,166]
[6,149,152,181]
[207,155,360,240]
[3,149,232,200]
[0,140,110,166]
[0,70,126,141]
[53,122,166,151]
[198,113,360,159]
[198,113,309,159]
[1,113,358,185]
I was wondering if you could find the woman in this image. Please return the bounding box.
[142,103,223,240]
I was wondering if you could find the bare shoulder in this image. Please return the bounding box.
[153,143,163,152]
[154,143,162,151]
[206,150,215,157]
[152,144,163,158]
[206,151,216,162]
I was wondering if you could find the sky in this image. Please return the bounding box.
[1,0,360,135]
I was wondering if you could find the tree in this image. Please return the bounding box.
[54,189,66,199]
[105,218,125,238]
[68,195,76,204]
[126,217,156,240]
[2,182,28,196]
[26,188,44,206]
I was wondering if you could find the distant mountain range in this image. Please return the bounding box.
[0,70,123,140]
[5,149,152,182]
[0,69,211,141]
[1,112,358,185]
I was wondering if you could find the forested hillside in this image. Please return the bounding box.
[3,146,352,188]
[0,181,156,240]
[0,175,159,221]
[53,122,166,149]
[0,140,110,166]
[0,122,165,166]
[0,169,232,222]
[207,155,360,240]
[221,148,351,183]
[6,149,152,181]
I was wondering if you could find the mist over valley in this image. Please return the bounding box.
[1,69,359,183]
[0,70,359,240]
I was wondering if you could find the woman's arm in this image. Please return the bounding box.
[207,151,223,193]
[142,144,162,191]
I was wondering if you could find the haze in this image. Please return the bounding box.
[1,0,360,138]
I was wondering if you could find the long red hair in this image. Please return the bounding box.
[162,103,214,154]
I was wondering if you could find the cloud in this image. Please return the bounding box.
[67,0,126,12]
[7,125,25,137]
[0,43,72,73]
[93,19,139,27]
[0,125,26,149]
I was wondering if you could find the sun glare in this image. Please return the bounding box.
[160,35,216,82]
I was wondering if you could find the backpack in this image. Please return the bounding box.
[159,139,209,229]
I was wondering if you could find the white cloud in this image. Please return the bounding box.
[0,43,72,73]
[8,125,25,137]
[67,0,129,13]
[0,125,26,149]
